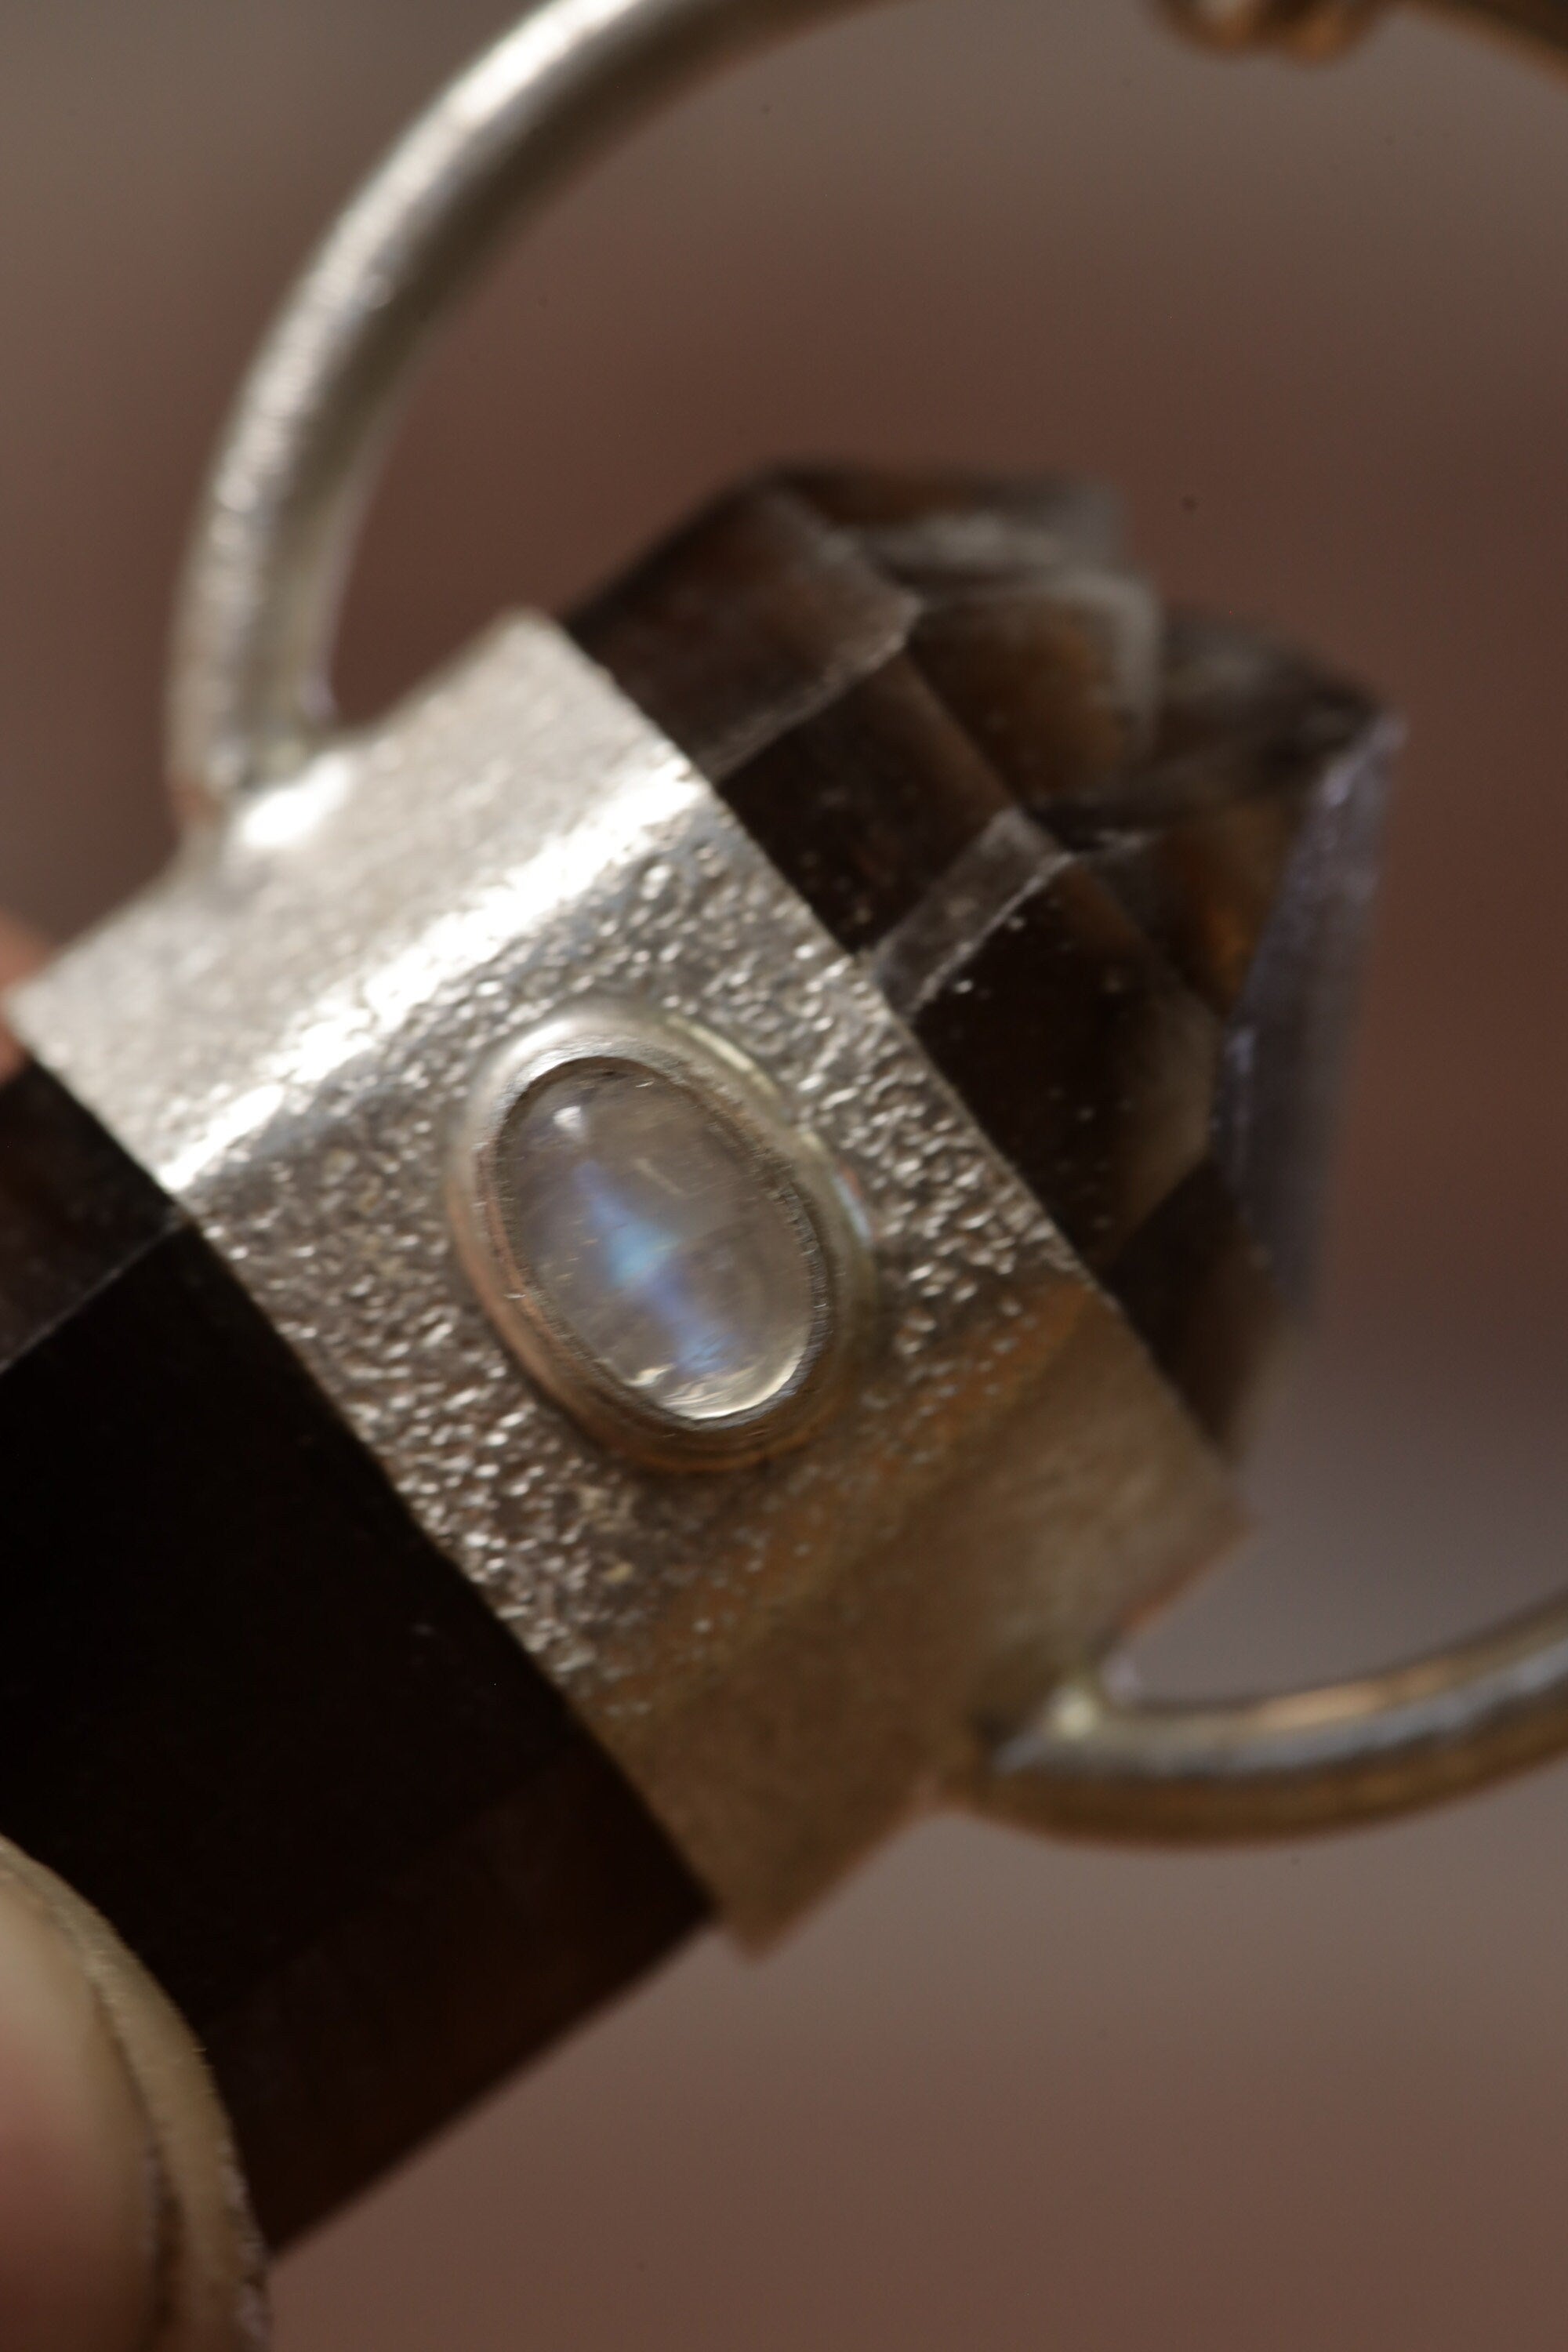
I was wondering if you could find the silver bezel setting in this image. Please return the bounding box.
[449,996,875,1471]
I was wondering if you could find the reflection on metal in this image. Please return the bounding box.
[136,0,1568,1864]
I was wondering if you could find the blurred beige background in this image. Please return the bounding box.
[3,2,1567,2345]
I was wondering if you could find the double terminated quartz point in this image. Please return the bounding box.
[572,464,1393,1458]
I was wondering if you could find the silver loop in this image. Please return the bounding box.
[972,1595,1568,1841]
[169,0,1568,1842]
[167,0,880,822]
[164,0,1568,817]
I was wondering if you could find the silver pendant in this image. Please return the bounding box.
[5,3,1567,2218]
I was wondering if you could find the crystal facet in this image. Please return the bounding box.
[499,1063,818,1424]
[572,463,1392,1452]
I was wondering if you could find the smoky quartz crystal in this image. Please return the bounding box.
[572,464,1393,1454]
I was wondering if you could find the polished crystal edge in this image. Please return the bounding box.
[449,998,875,1471]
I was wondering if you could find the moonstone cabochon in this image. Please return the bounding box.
[10,618,1237,1930]
[501,1061,818,1420]
[452,999,875,1470]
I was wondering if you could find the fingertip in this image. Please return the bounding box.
[0,1863,154,2352]
[0,1845,268,2351]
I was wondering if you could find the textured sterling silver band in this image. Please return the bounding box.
[14,621,1235,1928]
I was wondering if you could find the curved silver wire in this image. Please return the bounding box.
[167,0,1568,1838]
[167,0,887,822]
[972,1594,1568,1840]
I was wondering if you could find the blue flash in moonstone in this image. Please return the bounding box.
[499,1063,819,1423]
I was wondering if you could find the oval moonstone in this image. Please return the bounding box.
[498,1062,819,1424]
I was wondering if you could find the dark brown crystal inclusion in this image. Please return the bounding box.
[572,466,1393,1454]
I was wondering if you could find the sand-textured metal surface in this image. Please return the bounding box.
[13,618,1235,1929]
